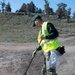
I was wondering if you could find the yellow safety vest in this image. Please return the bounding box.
[37,22,60,55]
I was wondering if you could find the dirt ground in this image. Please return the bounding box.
[0,36,75,75]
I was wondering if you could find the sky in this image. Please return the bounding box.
[1,0,75,16]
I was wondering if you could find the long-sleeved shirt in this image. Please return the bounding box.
[45,23,59,40]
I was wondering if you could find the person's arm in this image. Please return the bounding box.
[45,23,59,39]
[32,46,42,57]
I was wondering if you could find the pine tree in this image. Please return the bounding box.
[0,0,6,12]
[66,8,71,22]
[27,1,35,13]
[6,2,11,12]
[73,12,75,18]
[19,3,27,12]
[44,0,53,15]
[56,2,67,18]
[44,0,50,15]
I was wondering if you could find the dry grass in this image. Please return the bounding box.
[0,13,75,43]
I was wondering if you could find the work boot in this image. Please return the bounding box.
[41,66,46,75]
[47,68,55,72]
[52,72,57,75]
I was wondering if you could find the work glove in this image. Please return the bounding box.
[32,46,42,57]
[40,34,45,40]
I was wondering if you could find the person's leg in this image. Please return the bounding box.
[49,51,58,75]
[46,51,50,70]
[42,51,50,75]
[52,72,57,75]
[42,56,46,75]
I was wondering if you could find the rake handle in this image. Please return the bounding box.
[23,56,35,75]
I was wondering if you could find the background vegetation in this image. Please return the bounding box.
[0,0,75,18]
[0,0,75,43]
[0,13,75,43]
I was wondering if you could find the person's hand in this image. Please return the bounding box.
[32,50,37,57]
[32,46,42,57]
[40,34,45,40]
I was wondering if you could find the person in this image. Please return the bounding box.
[31,14,62,75]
